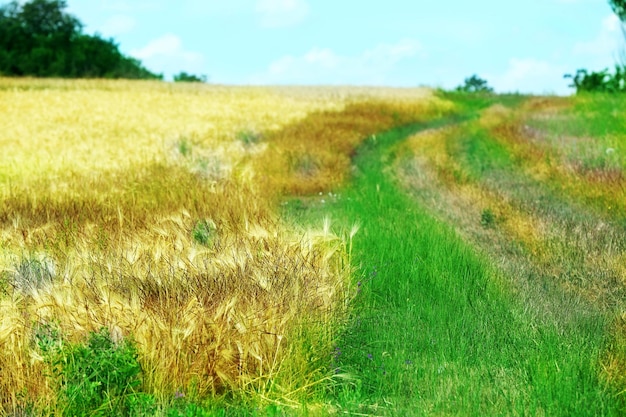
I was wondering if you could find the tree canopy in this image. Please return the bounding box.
[455,74,493,93]
[0,0,161,79]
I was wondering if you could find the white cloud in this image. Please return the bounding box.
[256,0,310,28]
[573,14,624,66]
[100,14,136,36]
[489,58,569,95]
[252,39,423,85]
[130,34,206,80]
[486,14,626,95]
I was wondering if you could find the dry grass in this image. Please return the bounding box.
[255,96,452,195]
[487,99,626,216]
[0,78,443,413]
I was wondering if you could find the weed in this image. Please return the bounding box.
[44,327,144,416]
[192,220,215,246]
[177,137,193,157]
[12,256,55,295]
[480,208,496,228]
[0,271,10,297]
[32,321,62,355]
[237,130,263,145]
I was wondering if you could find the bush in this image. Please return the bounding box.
[173,72,207,83]
[564,66,626,93]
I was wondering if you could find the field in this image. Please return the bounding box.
[0,79,625,416]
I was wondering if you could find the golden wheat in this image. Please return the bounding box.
[0,78,442,412]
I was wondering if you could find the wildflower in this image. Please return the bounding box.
[333,347,342,358]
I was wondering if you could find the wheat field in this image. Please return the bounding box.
[0,78,442,413]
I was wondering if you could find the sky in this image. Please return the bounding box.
[62,0,625,95]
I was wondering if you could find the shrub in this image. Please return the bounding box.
[173,72,207,83]
[564,66,626,93]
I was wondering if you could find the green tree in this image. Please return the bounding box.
[455,74,494,93]
[0,0,161,79]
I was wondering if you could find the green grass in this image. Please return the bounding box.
[284,96,624,415]
[450,125,514,181]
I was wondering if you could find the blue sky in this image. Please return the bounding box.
[64,0,623,95]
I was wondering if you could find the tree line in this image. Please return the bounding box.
[0,0,161,79]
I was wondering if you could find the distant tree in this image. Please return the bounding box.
[0,0,161,79]
[173,71,207,83]
[455,74,493,93]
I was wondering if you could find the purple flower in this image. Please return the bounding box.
[333,347,342,358]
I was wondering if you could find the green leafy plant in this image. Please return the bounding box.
[44,327,145,416]
[33,321,62,356]
[192,220,214,247]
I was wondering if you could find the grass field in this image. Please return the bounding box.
[0,79,625,415]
